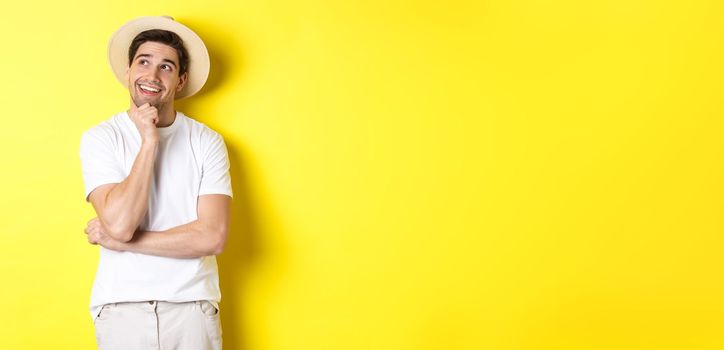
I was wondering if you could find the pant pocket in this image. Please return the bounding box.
[94,304,113,348]
[199,300,219,317]
[198,301,222,348]
[94,304,112,324]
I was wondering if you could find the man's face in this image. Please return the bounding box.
[125,41,187,108]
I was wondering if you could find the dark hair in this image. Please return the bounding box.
[128,29,189,76]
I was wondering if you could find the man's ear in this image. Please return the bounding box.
[124,67,130,85]
[176,72,188,92]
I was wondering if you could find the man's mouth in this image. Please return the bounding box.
[137,84,162,96]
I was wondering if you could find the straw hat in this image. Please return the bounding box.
[107,16,209,99]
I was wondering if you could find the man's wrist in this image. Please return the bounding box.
[141,139,159,148]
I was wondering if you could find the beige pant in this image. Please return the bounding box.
[94,300,222,350]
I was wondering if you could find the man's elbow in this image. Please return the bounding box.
[206,226,228,256]
[103,221,136,243]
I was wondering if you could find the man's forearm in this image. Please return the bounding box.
[98,141,158,241]
[87,195,231,258]
[105,220,226,259]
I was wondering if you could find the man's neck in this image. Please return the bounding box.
[156,106,177,128]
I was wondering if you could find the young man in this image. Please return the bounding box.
[80,16,231,349]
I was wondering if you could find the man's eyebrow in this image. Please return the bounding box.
[161,59,178,69]
[133,54,178,69]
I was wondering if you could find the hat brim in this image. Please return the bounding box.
[108,16,209,100]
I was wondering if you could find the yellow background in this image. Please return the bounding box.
[1,0,723,349]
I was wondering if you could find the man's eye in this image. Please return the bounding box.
[139,59,148,65]
[161,65,171,71]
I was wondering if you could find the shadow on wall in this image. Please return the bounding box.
[176,18,265,350]
[219,144,261,350]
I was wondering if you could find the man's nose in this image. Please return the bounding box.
[149,66,162,81]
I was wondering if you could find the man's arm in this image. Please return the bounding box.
[88,103,160,242]
[86,194,231,258]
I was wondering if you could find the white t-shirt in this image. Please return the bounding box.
[79,111,233,321]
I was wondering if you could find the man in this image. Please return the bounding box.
[80,16,231,350]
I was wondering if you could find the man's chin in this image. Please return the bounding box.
[131,95,159,108]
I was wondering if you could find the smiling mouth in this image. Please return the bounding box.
[137,83,162,96]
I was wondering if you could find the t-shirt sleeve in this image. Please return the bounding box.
[79,129,125,201]
[199,132,233,198]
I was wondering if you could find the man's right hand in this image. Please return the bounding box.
[129,103,160,143]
